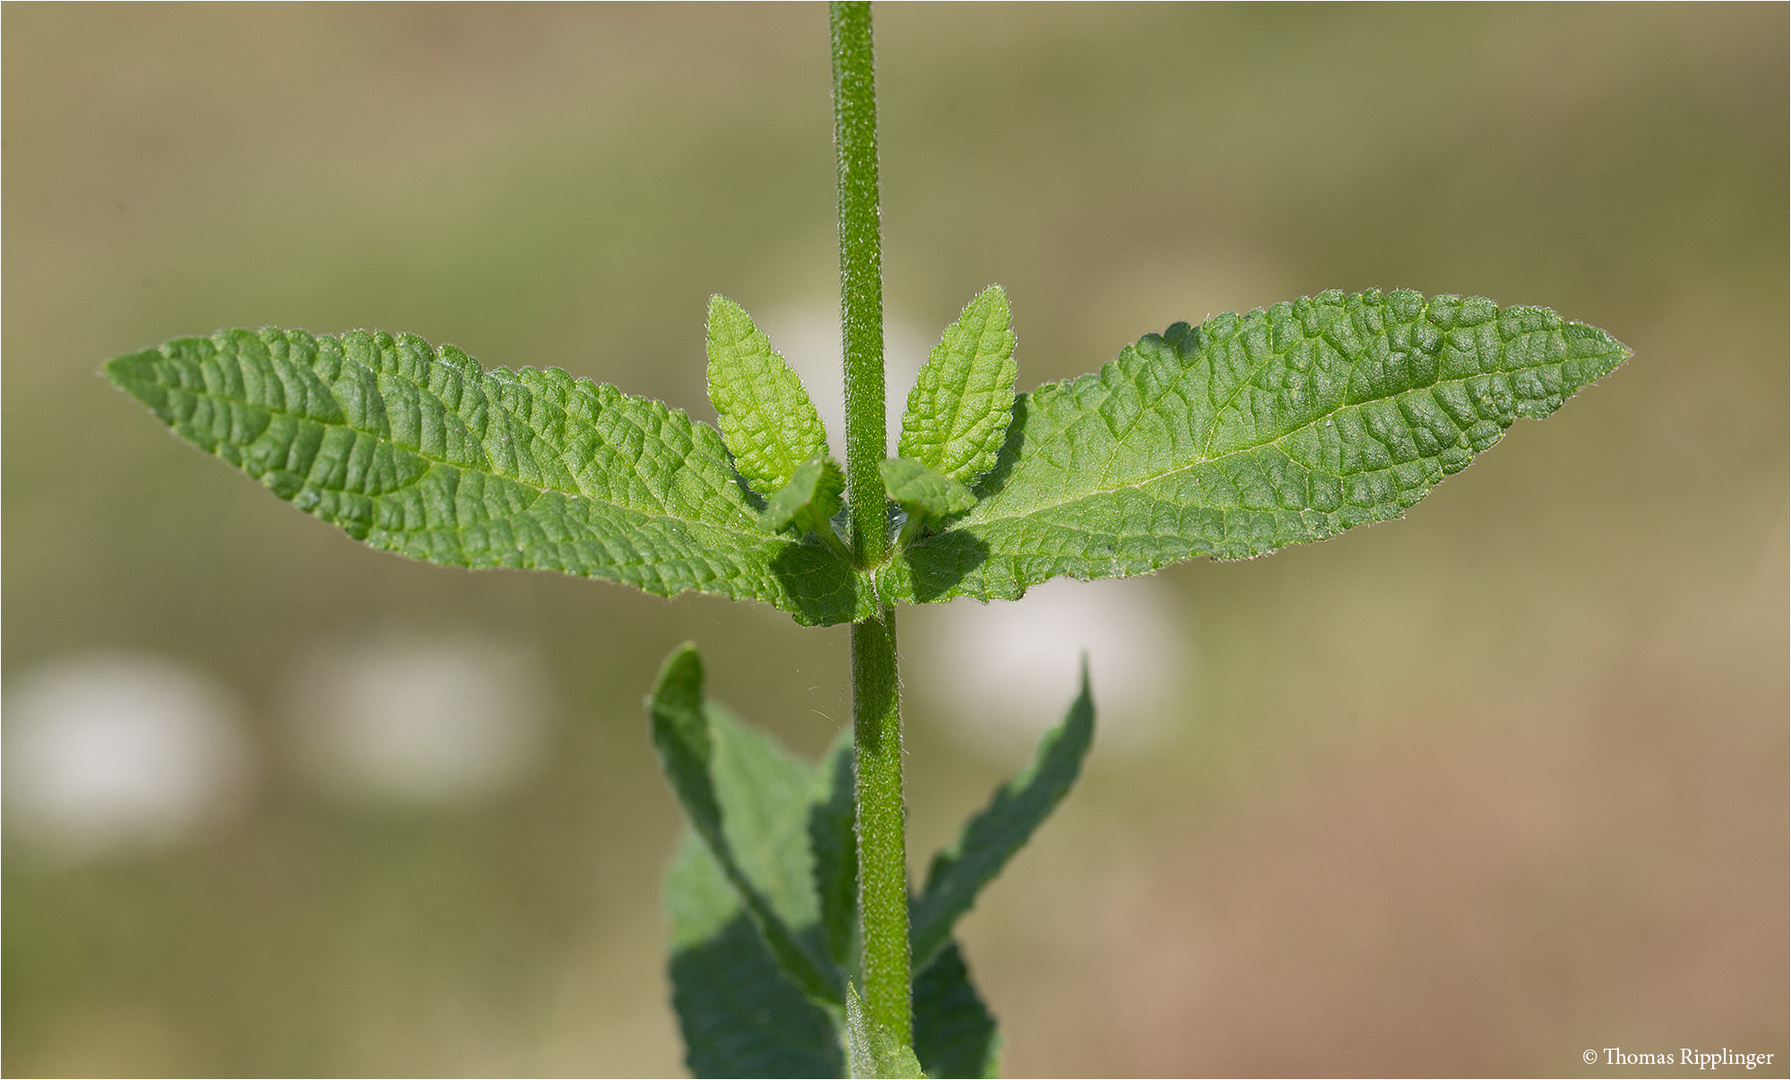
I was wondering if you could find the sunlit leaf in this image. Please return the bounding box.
[878,289,1628,604]
[104,328,868,625]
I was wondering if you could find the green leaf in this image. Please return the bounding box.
[707,295,832,497]
[877,290,1629,604]
[666,831,843,1078]
[910,664,1095,970]
[880,457,977,530]
[765,453,847,545]
[808,729,859,974]
[845,983,926,1080]
[664,695,1003,1078]
[913,943,1001,1080]
[103,328,868,626]
[811,729,1002,1078]
[898,285,1018,486]
[647,644,841,1005]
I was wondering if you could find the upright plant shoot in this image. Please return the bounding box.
[100,4,1627,1076]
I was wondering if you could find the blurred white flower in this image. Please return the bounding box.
[3,652,251,861]
[909,576,1190,756]
[280,630,548,804]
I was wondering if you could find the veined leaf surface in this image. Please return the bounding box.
[104,327,866,625]
[881,456,977,528]
[898,284,1017,486]
[706,295,832,497]
[879,289,1628,603]
[765,453,847,543]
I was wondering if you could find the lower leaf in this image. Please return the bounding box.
[910,664,1096,969]
[654,642,1007,1077]
[648,645,842,1005]
[914,942,1001,1079]
[667,832,843,1078]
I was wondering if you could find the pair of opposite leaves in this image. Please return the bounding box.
[102,288,1628,626]
[707,285,1010,548]
[653,642,1096,1078]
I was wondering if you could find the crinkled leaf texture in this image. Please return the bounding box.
[103,328,869,626]
[881,456,977,528]
[765,453,847,540]
[878,289,1629,604]
[652,644,1000,1079]
[898,284,1017,487]
[706,295,834,498]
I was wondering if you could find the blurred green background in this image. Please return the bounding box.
[4,4,1785,1076]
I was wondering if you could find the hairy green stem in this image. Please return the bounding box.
[832,0,912,1050]
[832,0,887,568]
[849,610,908,1044]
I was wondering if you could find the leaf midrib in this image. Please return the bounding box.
[170,353,798,551]
[934,310,1000,474]
[939,386,1330,532]
[937,349,1512,536]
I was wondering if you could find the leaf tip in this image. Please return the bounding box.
[650,641,705,711]
[100,346,162,397]
[705,295,757,349]
[1073,654,1096,735]
[959,284,1013,334]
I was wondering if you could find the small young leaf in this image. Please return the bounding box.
[707,295,832,497]
[845,983,926,1080]
[879,290,1629,604]
[666,831,843,1078]
[647,644,841,1005]
[898,284,1018,486]
[910,664,1095,970]
[103,328,868,626]
[765,453,847,542]
[880,457,977,529]
[913,943,1001,1079]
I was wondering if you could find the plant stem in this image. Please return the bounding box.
[850,609,908,1043]
[832,0,912,1049]
[832,0,886,569]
